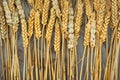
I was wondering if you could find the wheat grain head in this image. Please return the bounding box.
[21,19,28,48]
[54,19,61,53]
[41,0,50,26]
[28,9,35,38]
[74,0,83,41]
[100,12,111,42]
[62,0,69,38]
[111,0,118,29]
[46,8,56,43]
[0,4,7,40]
[34,10,41,39]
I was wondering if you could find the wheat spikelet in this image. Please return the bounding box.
[60,0,64,11]
[27,0,34,6]
[0,5,7,40]
[111,0,118,29]
[52,0,61,18]
[85,0,92,17]
[34,10,41,39]
[74,0,83,41]
[62,0,69,37]
[41,0,50,26]
[34,0,43,12]
[39,0,43,12]
[46,8,56,43]
[96,0,106,33]
[100,12,110,42]
[15,0,26,19]
[28,9,35,38]
[8,0,15,12]
[35,0,43,12]
[93,0,99,11]
[54,19,60,53]
[106,0,111,11]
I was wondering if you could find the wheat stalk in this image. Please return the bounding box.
[44,7,56,80]
[54,19,61,80]
[41,0,50,75]
[89,12,96,80]
[67,4,75,80]
[94,0,106,80]
[15,1,28,80]
[74,1,84,79]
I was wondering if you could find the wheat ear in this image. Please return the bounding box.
[46,8,56,43]
[41,0,50,26]
[0,5,7,40]
[2,0,12,26]
[61,0,69,38]
[111,0,118,29]
[74,0,83,41]
[100,12,111,43]
[34,10,41,39]
[28,9,35,39]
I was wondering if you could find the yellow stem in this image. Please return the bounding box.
[79,46,87,80]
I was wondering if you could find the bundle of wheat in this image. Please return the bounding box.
[0,0,120,80]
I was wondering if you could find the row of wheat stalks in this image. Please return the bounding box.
[0,0,119,80]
